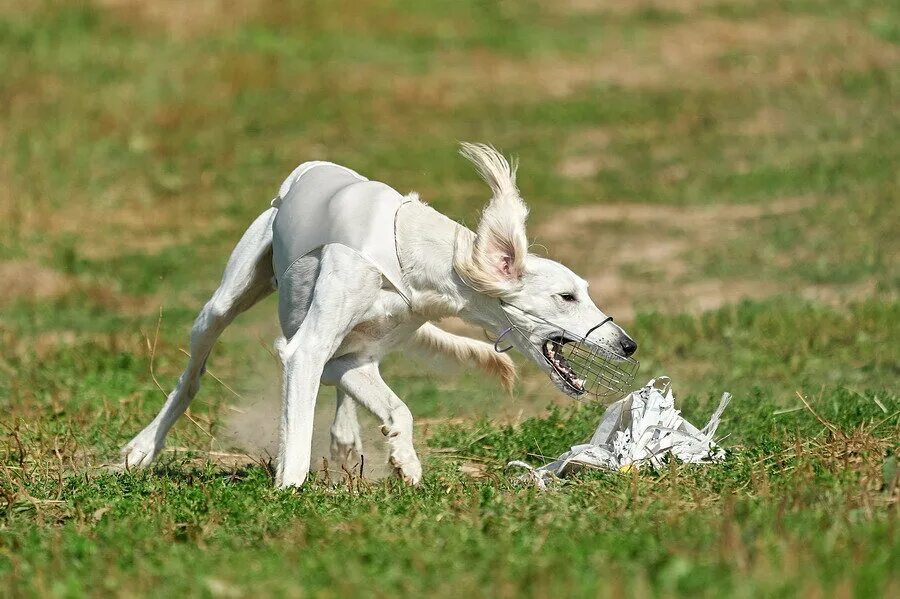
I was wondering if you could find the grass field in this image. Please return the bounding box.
[1,0,898,596]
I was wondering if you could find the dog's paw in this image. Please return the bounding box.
[329,443,362,478]
[389,449,422,486]
[275,466,310,490]
[119,437,161,471]
[275,477,307,490]
[330,426,363,471]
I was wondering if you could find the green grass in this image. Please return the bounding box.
[1,1,898,597]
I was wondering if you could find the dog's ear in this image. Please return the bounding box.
[454,143,529,296]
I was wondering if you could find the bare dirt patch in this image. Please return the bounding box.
[535,196,818,240]
[736,106,788,137]
[0,261,75,305]
[532,195,861,319]
[221,386,394,481]
[556,127,622,180]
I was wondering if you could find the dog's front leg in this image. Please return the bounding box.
[275,338,326,488]
[274,247,382,489]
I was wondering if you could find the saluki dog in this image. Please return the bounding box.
[121,143,638,488]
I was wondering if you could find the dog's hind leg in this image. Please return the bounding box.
[322,356,422,485]
[330,388,363,472]
[120,208,277,469]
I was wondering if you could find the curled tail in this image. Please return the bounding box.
[411,322,516,393]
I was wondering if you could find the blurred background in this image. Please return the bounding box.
[1,0,897,472]
[1,2,898,596]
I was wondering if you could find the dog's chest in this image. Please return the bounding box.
[340,294,424,356]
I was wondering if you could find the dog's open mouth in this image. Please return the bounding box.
[542,336,587,395]
[538,333,640,398]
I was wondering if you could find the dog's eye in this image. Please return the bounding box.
[558,293,577,302]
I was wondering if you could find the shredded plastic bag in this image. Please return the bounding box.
[508,377,731,489]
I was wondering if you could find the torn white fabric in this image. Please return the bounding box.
[509,377,731,488]
[271,161,413,302]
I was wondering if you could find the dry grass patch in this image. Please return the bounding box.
[0,257,161,314]
[2,184,233,261]
[773,392,899,508]
[1,330,150,369]
[367,14,899,115]
[94,0,266,38]
[551,0,749,16]
[651,17,899,86]
[594,16,899,89]
[95,0,464,40]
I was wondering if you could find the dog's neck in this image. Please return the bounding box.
[395,200,494,324]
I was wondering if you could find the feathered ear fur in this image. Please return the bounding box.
[454,142,529,297]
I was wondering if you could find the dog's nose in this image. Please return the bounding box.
[619,337,637,357]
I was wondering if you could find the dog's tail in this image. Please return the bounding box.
[411,323,516,393]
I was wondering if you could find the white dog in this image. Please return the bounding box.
[121,143,638,488]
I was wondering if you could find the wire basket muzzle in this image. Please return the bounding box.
[544,334,639,398]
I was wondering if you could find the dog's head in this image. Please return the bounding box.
[454,143,637,398]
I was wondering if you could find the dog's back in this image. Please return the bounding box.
[271,161,412,299]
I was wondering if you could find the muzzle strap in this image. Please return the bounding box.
[584,317,614,341]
